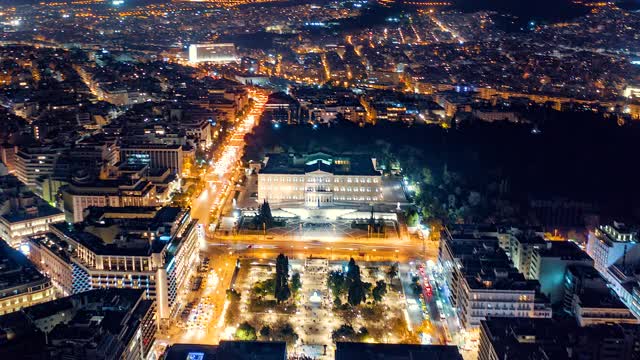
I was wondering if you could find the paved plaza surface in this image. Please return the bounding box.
[230,258,414,358]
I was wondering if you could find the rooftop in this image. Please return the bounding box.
[0,289,152,359]
[335,342,463,360]
[0,202,63,223]
[0,240,50,298]
[480,317,640,360]
[163,341,287,360]
[51,206,188,257]
[536,241,592,261]
[446,236,543,292]
[261,152,380,176]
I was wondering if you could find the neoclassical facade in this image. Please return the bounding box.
[257,153,383,208]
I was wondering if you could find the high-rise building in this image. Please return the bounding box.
[0,174,65,247]
[59,171,157,223]
[188,43,238,63]
[528,241,594,304]
[335,342,463,360]
[563,265,638,327]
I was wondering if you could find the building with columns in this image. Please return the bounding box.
[257,152,383,208]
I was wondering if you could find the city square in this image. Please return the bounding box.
[223,257,415,358]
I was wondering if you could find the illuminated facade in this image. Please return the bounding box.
[586,222,638,277]
[0,174,65,247]
[60,175,157,223]
[188,43,238,63]
[257,153,383,208]
[120,144,191,175]
[26,207,200,325]
[439,235,552,329]
[0,240,54,316]
[14,145,65,187]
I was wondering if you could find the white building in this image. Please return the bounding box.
[0,240,55,316]
[120,144,192,175]
[188,43,238,63]
[59,173,157,223]
[563,265,639,327]
[30,207,200,326]
[586,222,638,279]
[439,235,552,329]
[14,145,65,187]
[257,152,383,208]
[0,174,65,247]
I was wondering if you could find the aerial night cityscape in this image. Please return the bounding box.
[0,0,640,359]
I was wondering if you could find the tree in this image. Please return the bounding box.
[226,288,241,301]
[290,272,301,294]
[345,258,359,289]
[406,209,420,227]
[252,278,275,296]
[468,191,482,207]
[421,167,433,185]
[259,325,271,339]
[348,280,366,306]
[331,324,356,342]
[275,253,291,303]
[372,280,387,302]
[254,200,274,229]
[273,322,298,344]
[331,324,369,342]
[387,263,398,283]
[328,270,346,296]
[235,322,257,341]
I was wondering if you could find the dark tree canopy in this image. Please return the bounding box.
[275,253,291,303]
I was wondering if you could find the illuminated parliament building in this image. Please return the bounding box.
[257,152,383,208]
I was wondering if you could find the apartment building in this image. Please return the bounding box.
[439,234,552,329]
[26,207,200,326]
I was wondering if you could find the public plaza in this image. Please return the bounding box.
[224,257,414,358]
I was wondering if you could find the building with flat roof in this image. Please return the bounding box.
[529,241,594,304]
[335,342,462,360]
[162,341,287,360]
[587,222,638,277]
[120,143,192,175]
[14,145,66,187]
[26,232,74,297]
[0,239,54,316]
[439,234,552,328]
[508,233,546,277]
[563,265,639,327]
[188,43,238,64]
[59,170,157,223]
[25,206,200,326]
[0,288,155,360]
[0,174,65,247]
[258,152,383,208]
[586,222,640,318]
[479,317,640,360]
